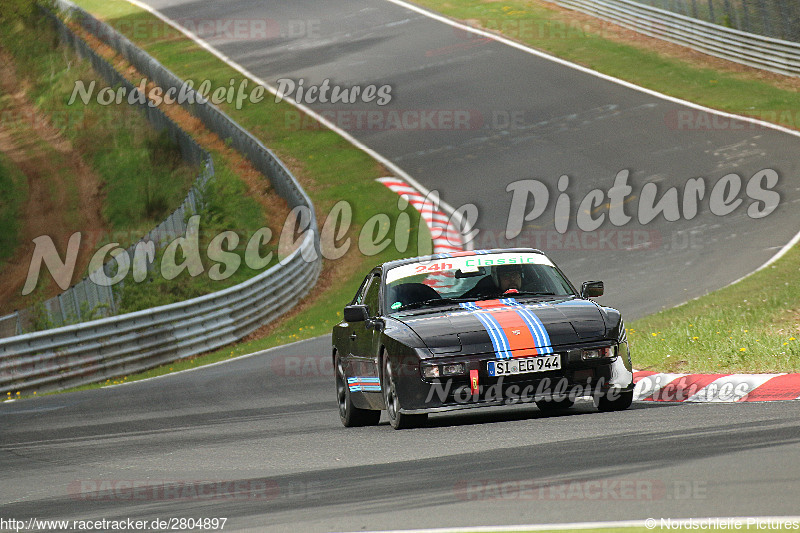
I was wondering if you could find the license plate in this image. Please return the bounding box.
[487,355,561,376]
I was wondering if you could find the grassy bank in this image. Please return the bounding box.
[0,12,207,317]
[67,0,431,314]
[0,17,198,238]
[0,152,27,267]
[629,245,800,373]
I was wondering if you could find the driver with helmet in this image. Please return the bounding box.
[495,264,523,293]
[460,263,525,298]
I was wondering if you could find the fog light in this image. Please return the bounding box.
[441,363,465,376]
[581,346,614,360]
[422,365,440,378]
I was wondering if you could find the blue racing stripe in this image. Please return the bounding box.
[460,302,512,359]
[347,377,381,392]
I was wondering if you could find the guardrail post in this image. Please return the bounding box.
[74,287,82,322]
[757,0,772,36]
[741,0,752,33]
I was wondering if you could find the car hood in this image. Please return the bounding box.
[397,297,607,356]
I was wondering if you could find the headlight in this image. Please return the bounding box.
[581,346,616,360]
[421,363,466,378]
[441,363,465,376]
[421,365,440,378]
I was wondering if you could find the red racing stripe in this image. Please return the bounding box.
[474,300,539,358]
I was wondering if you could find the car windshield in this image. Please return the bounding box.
[384,251,575,312]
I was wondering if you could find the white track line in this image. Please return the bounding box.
[349,516,800,533]
[386,0,800,139]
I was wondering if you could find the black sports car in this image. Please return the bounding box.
[332,248,634,429]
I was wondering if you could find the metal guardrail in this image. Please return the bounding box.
[623,0,800,43]
[0,314,20,339]
[544,0,800,76]
[0,1,322,396]
[0,235,319,396]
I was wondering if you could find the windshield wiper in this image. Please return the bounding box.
[466,291,558,302]
[396,297,465,311]
[508,291,557,296]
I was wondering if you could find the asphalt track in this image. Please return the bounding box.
[2,336,800,532]
[131,0,800,319]
[3,1,800,531]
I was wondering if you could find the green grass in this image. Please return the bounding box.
[112,147,272,314]
[0,151,27,267]
[629,244,800,373]
[92,128,197,231]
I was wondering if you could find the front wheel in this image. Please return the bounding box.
[336,354,380,427]
[382,355,427,430]
[594,389,634,412]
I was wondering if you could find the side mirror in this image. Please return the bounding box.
[581,281,604,299]
[343,304,369,322]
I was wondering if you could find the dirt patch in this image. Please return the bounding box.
[0,48,108,315]
[768,309,800,337]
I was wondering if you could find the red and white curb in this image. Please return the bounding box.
[378,177,466,289]
[378,177,465,254]
[633,371,800,402]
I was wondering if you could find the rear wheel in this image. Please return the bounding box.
[594,389,634,412]
[335,354,380,427]
[535,398,575,411]
[382,355,428,430]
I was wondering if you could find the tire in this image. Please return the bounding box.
[335,354,380,427]
[594,389,634,412]
[382,355,428,430]
[535,398,575,411]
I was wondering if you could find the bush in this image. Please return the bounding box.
[0,0,36,22]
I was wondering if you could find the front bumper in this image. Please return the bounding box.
[395,346,633,414]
